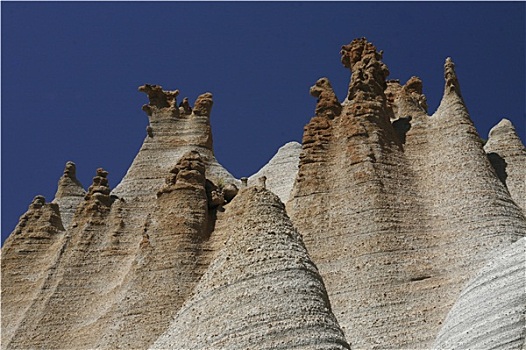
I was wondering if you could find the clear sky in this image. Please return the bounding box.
[2,2,525,245]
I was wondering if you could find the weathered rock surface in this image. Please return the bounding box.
[52,161,86,229]
[484,118,526,212]
[94,151,216,349]
[2,38,525,350]
[434,237,526,350]
[248,141,301,203]
[288,38,526,349]
[1,196,65,348]
[1,87,239,350]
[152,187,349,349]
[113,84,236,200]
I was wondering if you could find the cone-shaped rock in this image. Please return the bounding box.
[2,41,525,349]
[288,39,526,348]
[248,141,302,203]
[52,161,86,229]
[484,119,526,212]
[95,151,216,349]
[113,85,235,200]
[4,169,126,349]
[153,187,349,349]
[1,196,65,348]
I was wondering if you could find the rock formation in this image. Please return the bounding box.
[247,141,302,203]
[52,161,86,229]
[153,187,349,349]
[288,37,525,348]
[484,119,526,212]
[2,38,525,350]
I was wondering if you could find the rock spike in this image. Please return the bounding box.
[179,97,192,115]
[310,77,342,119]
[444,57,463,98]
[341,37,390,102]
[85,167,113,207]
[53,161,86,229]
[484,118,526,211]
[192,92,213,117]
[152,187,349,349]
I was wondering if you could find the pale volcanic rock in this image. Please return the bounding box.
[152,187,349,350]
[1,38,526,350]
[248,141,301,203]
[112,84,236,201]
[3,169,132,349]
[1,196,65,348]
[1,85,240,350]
[288,38,526,349]
[95,151,217,349]
[434,238,526,350]
[484,118,526,212]
[52,161,86,229]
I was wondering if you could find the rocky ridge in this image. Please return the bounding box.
[2,38,525,350]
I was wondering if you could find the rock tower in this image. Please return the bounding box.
[2,38,525,350]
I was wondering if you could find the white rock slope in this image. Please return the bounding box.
[248,141,301,203]
[434,238,526,350]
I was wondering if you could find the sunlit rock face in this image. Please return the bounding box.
[2,38,525,350]
[288,38,526,348]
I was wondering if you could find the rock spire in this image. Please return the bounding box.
[1,38,525,350]
[153,187,350,349]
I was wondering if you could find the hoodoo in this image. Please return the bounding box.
[2,39,525,350]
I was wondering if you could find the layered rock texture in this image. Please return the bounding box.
[248,141,302,203]
[153,187,349,349]
[2,38,525,350]
[434,237,526,350]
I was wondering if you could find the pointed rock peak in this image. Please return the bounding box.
[152,184,349,349]
[401,76,428,113]
[385,76,428,117]
[403,76,423,94]
[138,84,180,117]
[236,186,284,213]
[55,161,85,199]
[192,92,213,117]
[12,195,64,236]
[30,195,47,209]
[489,118,515,138]
[63,161,77,179]
[341,38,390,102]
[282,140,302,149]
[85,168,114,207]
[310,77,342,119]
[486,118,525,151]
[443,57,463,97]
[340,37,383,70]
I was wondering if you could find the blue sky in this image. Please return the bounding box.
[2,2,525,244]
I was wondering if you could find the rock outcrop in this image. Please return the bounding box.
[94,151,216,349]
[288,38,526,348]
[1,86,239,350]
[52,161,86,229]
[2,38,525,350]
[1,196,65,348]
[248,141,302,203]
[152,187,349,349]
[484,118,526,212]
